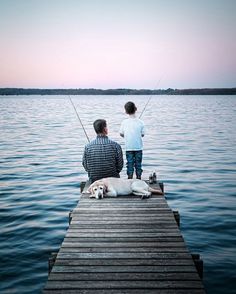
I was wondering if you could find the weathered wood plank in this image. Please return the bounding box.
[54,259,195,266]
[67,228,180,233]
[70,215,175,219]
[71,214,175,219]
[70,220,178,225]
[61,241,187,248]
[51,265,198,273]
[66,232,182,238]
[72,213,170,217]
[44,280,204,289]
[44,289,205,294]
[73,200,169,208]
[72,208,172,213]
[68,223,179,229]
[56,252,192,259]
[80,194,164,199]
[76,201,168,206]
[69,217,177,222]
[78,199,166,205]
[76,199,167,203]
[79,199,165,203]
[48,272,200,281]
[59,247,189,253]
[64,237,184,242]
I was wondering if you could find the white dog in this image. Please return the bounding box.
[86,177,163,199]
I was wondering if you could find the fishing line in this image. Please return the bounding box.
[139,76,163,119]
[69,96,90,143]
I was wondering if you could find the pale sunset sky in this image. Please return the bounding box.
[0,0,235,89]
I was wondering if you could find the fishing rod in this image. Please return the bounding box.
[139,76,163,119]
[69,96,90,143]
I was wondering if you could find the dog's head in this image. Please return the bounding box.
[87,180,107,199]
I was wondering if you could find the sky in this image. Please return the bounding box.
[0,0,235,89]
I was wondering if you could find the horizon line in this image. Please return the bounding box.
[1,86,236,90]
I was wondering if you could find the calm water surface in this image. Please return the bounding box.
[0,95,236,293]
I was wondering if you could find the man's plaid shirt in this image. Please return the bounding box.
[82,135,123,182]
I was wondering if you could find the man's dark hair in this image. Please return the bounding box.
[93,119,107,134]
[124,101,137,114]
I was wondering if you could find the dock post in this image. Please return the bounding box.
[68,210,72,224]
[80,181,86,193]
[158,182,164,193]
[48,252,57,274]
[192,253,204,279]
[173,210,180,227]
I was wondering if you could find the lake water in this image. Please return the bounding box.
[0,95,235,293]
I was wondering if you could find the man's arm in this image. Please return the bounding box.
[116,144,124,173]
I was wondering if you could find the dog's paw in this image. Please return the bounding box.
[89,194,95,198]
[141,194,151,200]
[82,190,91,195]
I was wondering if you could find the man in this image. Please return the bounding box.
[82,119,123,182]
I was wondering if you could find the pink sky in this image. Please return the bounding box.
[0,0,235,89]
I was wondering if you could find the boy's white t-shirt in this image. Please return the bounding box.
[119,116,145,151]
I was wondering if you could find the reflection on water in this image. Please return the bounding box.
[0,95,236,293]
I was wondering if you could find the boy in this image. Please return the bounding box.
[119,101,145,179]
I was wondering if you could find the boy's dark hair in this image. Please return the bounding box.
[93,119,107,134]
[124,101,137,114]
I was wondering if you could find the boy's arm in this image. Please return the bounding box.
[141,123,146,137]
[119,122,124,137]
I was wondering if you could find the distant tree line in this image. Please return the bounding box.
[0,87,235,95]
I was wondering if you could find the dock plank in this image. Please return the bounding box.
[44,290,205,294]
[51,265,199,273]
[48,272,200,281]
[45,280,204,289]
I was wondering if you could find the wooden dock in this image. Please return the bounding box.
[44,181,205,293]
